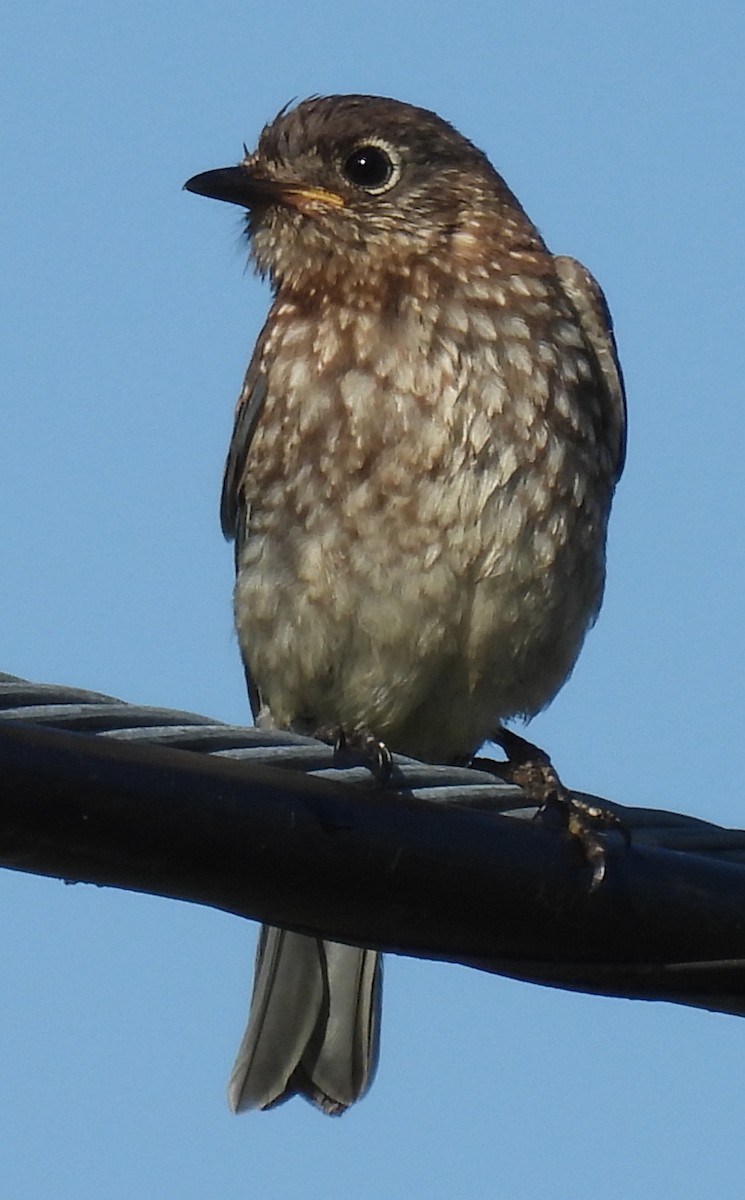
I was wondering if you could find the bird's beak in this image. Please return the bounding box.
[184,165,345,212]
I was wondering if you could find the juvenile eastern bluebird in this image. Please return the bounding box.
[185,94,626,1116]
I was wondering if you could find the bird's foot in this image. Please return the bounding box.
[488,727,628,890]
[315,725,393,785]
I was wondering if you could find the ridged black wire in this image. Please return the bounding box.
[2,671,744,861]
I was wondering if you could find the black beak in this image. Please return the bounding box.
[184,167,346,212]
[183,166,283,209]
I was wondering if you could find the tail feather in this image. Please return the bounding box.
[302,940,382,1114]
[228,925,382,1115]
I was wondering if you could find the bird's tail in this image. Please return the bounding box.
[228,925,382,1115]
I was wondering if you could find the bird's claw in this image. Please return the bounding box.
[551,793,622,890]
[489,727,628,890]
[320,726,393,784]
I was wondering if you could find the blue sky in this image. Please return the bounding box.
[2,2,744,1196]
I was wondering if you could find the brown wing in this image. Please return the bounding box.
[220,324,272,720]
[220,322,271,543]
[553,255,627,481]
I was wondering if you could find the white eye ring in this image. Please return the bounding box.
[340,139,402,194]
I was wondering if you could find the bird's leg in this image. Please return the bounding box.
[315,725,394,785]
[486,726,628,889]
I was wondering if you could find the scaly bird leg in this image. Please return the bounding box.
[486,726,629,890]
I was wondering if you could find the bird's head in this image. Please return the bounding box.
[184,94,539,297]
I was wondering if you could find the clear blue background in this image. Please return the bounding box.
[2,2,744,1196]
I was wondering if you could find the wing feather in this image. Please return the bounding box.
[219,324,272,719]
[220,324,271,542]
[553,255,627,481]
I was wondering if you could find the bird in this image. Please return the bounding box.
[184,94,626,1116]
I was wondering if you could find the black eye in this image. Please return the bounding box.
[341,144,398,192]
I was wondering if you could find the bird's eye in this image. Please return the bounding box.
[341,143,400,193]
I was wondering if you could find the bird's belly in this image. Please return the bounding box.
[234,479,605,763]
